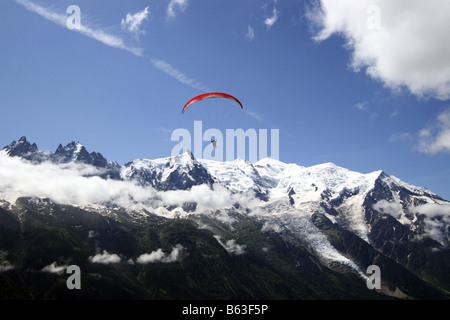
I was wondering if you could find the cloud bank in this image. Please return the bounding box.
[0,152,257,216]
[0,153,157,210]
[309,0,450,100]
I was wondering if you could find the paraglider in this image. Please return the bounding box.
[182,92,243,149]
[182,92,243,114]
[174,92,279,161]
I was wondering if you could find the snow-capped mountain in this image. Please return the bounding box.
[3,136,113,168]
[2,136,121,179]
[0,137,449,299]
[121,152,215,191]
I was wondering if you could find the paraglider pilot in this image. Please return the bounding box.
[211,137,217,149]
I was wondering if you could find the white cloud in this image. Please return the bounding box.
[0,153,158,211]
[246,25,255,41]
[261,220,282,233]
[15,0,65,25]
[265,7,279,29]
[0,152,261,217]
[121,7,150,35]
[372,200,450,245]
[40,262,67,274]
[151,58,210,91]
[14,0,143,56]
[372,199,403,219]
[0,261,14,272]
[160,184,235,212]
[214,236,246,255]
[89,250,121,264]
[167,0,188,20]
[413,203,450,245]
[77,25,143,56]
[414,203,450,219]
[417,108,450,154]
[136,244,184,264]
[308,0,450,100]
[14,0,215,91]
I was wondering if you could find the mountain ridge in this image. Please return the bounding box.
[1,136,449,299]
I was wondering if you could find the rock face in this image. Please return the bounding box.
[3,136,38,158]
[0,137,449,300]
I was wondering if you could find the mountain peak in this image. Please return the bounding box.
[54,141,90,163]
[179,150,196,161]
[55,141,84,153]
[2,136,38,158]
[1,137,111,168]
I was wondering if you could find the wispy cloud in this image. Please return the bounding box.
[246,110,264,122]
[167,0,188,20]
[151,58,210,91]
[389,108,450,154]
[389,110,399,119]
[121,7,150,35]
[354,102,368,111]
[389,132,413,143]
[265,7,279,29]
[417,107,450,154]
[152,126,174,134]
[14,0,143,56]
[15,0,65,25]
[246,25,255,41]
[14,0,214,92]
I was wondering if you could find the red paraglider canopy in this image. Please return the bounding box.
[182,92,243,114]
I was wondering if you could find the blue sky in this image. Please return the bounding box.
[1,0,450,199]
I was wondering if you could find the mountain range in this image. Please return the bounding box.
[0,136,449,300]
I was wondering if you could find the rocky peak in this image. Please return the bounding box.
[2,136,38,158]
